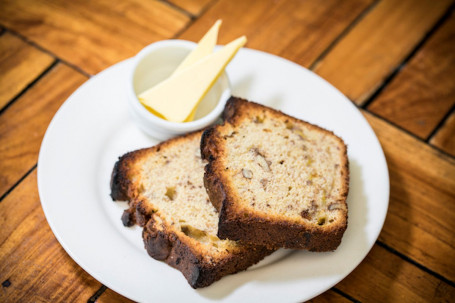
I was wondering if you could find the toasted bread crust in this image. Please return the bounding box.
[110,131,273,288]
[110,152,134,201]
[143,213,272,288]
[201,97,349,251]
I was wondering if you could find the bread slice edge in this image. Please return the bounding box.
[201,97,349,251]
[111,131,273,288]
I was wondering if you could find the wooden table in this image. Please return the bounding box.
[1,0,454,302]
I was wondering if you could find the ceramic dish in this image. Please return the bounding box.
[127,40,231,140]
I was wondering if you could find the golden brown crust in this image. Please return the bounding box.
[110,131,273,288]
[201,97,349,251]
[142,213,272,288]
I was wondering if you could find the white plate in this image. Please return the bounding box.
[38,48,389,303]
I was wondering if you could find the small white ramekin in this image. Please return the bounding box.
[127,40,231,140]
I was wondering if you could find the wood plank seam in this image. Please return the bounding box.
[313,0,454,105]
[88,285,107,303]
[364,110,455,160]
[1,28,91,77]
[199,0,220,18]
[0,59,58,116]
[0,32,55,109]
[427,105,455,142]
[331,287,361,303]
[361,3,455,110]
[0,28,57,61]
[0,164,36,203]
[309,0,381,71]
[170,0,221,41]
[161,0,197,19]
[171,19,198,40]
[376,241,455,287]
[185,0,220,19]
[164,0,220,19]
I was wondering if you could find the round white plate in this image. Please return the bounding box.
[38,47,389,303]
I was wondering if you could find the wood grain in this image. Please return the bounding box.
[0,63,87,198]
[0,32,54,109]
[0,0,190,74]
[97,288,135,303]
[314,0,453,104]
[368,13,455,139]
[336,244,455,302]
[309,290,352,303]
[167,0,215,16]
[0,171,102,302]
[364,111,455,282]
[178,0,374,67]
[430,110,455,156]
[96,283,350,303]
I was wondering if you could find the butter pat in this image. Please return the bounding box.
[140,20,222,122]
[172,20,221,76]
[139,36,247,123]
[176,19,221,121]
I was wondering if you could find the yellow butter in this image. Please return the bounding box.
[184,105,198,122]
[173,19,221,76]
[140,20,221,122]
[139,36,247,123]
[179,20,221,121]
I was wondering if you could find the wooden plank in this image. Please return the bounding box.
[430,110,455,156]
[363,111,455,281]
[97,288,135,303]
[314,0,453,104]
[178,0,374,67]
[0,32,54,109]
[96,285,350,302]
[167,0,215,16]
[0,171,102,302]
[336,244,455,302]
[0,0,190,74]
[309,290,352,303]
[0,63,87,198]
[368,13,455,139]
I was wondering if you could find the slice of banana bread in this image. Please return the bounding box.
[110,131,273,288]
[201,97,349,251]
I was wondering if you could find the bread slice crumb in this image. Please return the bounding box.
[111,130,273,288]
[201,97,349,251]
